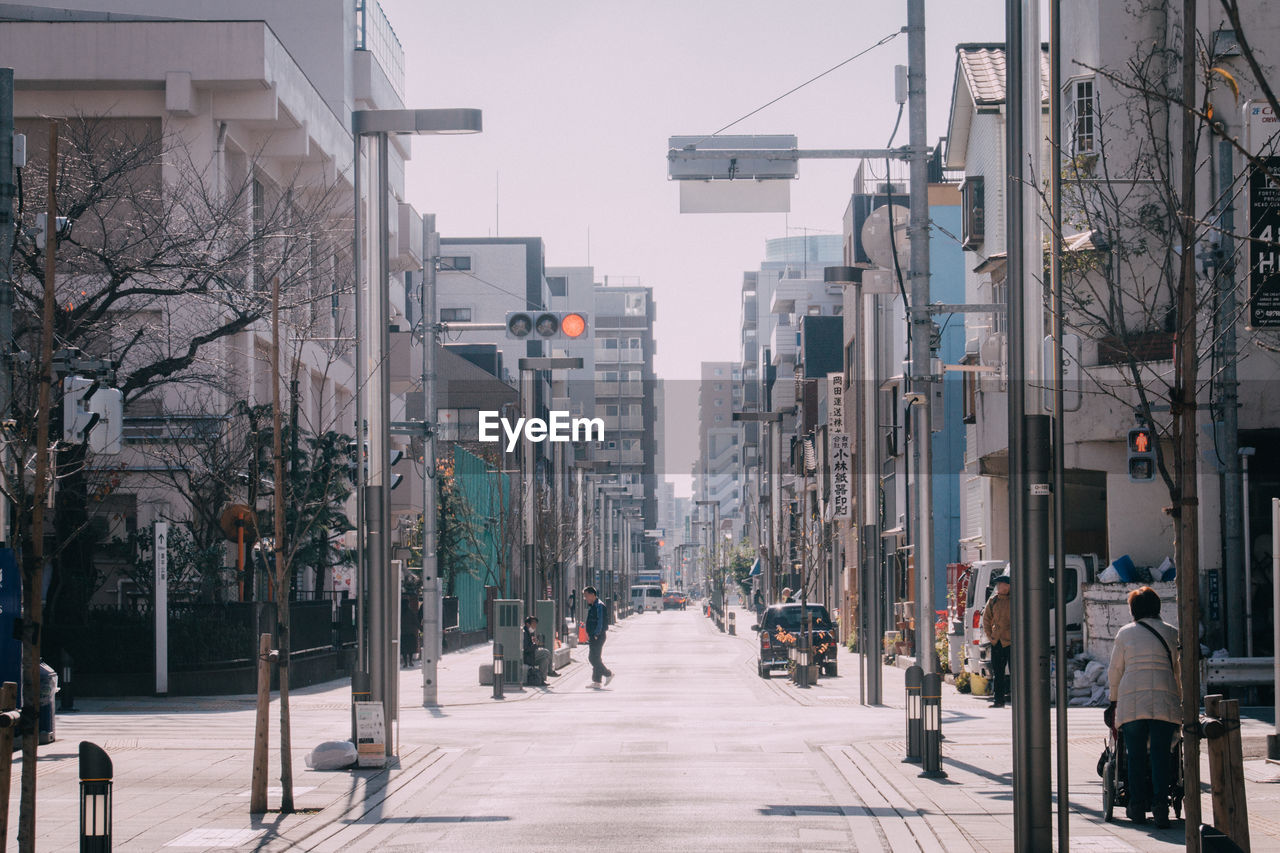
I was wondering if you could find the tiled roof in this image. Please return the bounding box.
[957,43,1050,106]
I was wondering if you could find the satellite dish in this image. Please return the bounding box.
[219,504,258,543]
[861,204,910,272]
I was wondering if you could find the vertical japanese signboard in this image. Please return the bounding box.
[827,374,852,520]
[1250,156,1280,328]
[828,373,845,434]
[830,433,853,520]
[155,522,168,695]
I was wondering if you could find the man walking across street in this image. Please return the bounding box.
[583,586,613,688]
[982,572,1012,707]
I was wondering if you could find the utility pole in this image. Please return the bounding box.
[421,214,441,706]
[0,69,13,548]
[1006,0,1052,846]
[905,0,936,676]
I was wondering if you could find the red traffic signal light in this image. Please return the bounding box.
[1127,427,1156,482]
[505,311,589,339]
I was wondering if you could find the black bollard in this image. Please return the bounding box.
[79,741,112,853]
[919,672,947,778]
[728,612,736,636]
[492,642,505,700]
[904,664,923,763]
[796,643,811,688]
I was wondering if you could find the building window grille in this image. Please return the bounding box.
[440,308,472,322]
[1066,78,1096,156]
[439,255,472,271]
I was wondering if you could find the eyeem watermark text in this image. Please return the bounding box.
[478,411,604,452]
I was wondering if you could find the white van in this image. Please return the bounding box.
[963,554,1099,677]
[630,585,663,613]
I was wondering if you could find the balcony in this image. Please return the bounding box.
[602,414,645,432]
[595,380,645,398]
[355,0,405,100]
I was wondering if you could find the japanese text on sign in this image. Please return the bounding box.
[1250,156,1280,328]
[828,374,845,434]
[829,433,852,520]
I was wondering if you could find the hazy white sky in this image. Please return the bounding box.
[380,1,1012,493]
[382,0,1010,377]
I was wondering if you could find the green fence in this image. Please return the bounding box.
[446,446,512,633]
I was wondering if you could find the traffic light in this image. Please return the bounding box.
[1127,426,1156,482]
[505,311,588,340]
[63,376,97,443]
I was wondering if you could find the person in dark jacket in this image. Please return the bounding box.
[583,586,613,688]
[522,616,557,685]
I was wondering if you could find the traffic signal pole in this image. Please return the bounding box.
[0,70,13,546]
[421,214,441,706]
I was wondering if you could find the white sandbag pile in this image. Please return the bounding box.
[1049,653,1109,707]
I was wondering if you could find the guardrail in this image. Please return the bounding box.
[1203,656,1275,688]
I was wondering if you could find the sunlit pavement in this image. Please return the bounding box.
[11,606,1280,851]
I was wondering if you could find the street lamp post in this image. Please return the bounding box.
[351,107,481,750]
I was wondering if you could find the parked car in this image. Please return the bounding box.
[663,590,688,610]
[752,603,838,679]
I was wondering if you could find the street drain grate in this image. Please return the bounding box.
[164,828,267,848]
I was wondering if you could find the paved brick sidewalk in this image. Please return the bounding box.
[722,602,1280,852]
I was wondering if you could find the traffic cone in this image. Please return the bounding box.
[578,623,587,643]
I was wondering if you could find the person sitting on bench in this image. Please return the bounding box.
[523,616,559,684]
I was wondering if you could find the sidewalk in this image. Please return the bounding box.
[720,602,1280,852]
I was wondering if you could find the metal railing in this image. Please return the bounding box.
[355,0,406,100]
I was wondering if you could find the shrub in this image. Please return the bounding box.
[954,671,971,694]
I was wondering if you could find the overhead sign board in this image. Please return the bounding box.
[827,374,845,434]
[667,134,799,181]
[679,179,790,213]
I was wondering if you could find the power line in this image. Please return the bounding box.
[690,28,907,147]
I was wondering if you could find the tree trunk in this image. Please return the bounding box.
[1175,1,1202,848]
[18,120,59,853]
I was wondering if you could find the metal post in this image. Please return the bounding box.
[906,0,936,678]
[351,132,368,700]
[1006,0,1052,845]
[0,69,13,546]
[920,672,947,778]
[1242,448,1255,656]
[421,214,441,706]
[1217,137,1245,658]
[904,664,923,762]
[521,368,536,610]
[1270,497,1279,760]
[1049,2,1070,848]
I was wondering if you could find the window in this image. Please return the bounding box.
[992,276,1008,335]
[440,255,472,271]
[961,176,985,249]
[605,405,618,416]
[628,337,641,348]
[1067,79,1096,155]
[604,338,619,349]
[807,305,821,316]
[440,308,471,322]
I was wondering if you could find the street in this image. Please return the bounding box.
[11,607,1280,852]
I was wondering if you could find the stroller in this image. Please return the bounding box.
[1099,722,1185,823]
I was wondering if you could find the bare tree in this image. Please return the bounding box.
[3,114,349,846]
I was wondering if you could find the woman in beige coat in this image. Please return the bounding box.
[1106,586,1181,829]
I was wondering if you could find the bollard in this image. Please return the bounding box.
[492,642,505,700]
[795,644,811,689]
[903,664,923,763]
[919,672,947,778]
[79,741,112,853]
[728,612,736,636]
[61,652,75,713]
